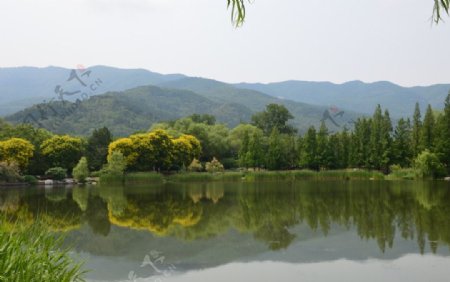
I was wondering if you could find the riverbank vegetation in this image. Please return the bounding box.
[0,219,86,281]
[1,93,450,183]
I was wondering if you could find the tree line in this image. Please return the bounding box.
[1,92,450,180]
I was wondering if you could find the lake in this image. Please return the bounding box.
[1,180,450,282]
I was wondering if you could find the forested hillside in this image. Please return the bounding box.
[5,85,254,136]
[5,83,359,136]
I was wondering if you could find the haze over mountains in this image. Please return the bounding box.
[1,66,449,136]
[236,80,450,118]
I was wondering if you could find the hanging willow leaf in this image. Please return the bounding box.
[227,0,248,27]
[226,1,449,27]
[433,0,450,23]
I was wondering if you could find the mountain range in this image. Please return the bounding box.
[236,80,450,117]
[1,66,449,136]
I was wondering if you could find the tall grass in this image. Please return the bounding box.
[0,221,86,282]
[100,169,385,185]
[166,169,383,183]
[244,169,384,182]
[168,172,243,183]
[99,174,124,184]
[317,169,384,180]
[124,172,164,185]
[386,168,416,180]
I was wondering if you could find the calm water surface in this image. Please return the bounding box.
[1,180,450,282]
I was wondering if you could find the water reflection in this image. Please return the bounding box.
[1,180,450,280]
[1,181,450,252]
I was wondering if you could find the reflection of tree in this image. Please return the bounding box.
[235,183,299,250]
[72,187,89,212]
[85,195,110,236]
[2,181,450,253]
[188,184,225,204]
[105,191,203,236]
[0,188,83,232]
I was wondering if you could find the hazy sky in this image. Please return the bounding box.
[1,0,450,86]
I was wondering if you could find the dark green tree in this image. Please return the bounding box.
[238,131,250,168]
[380,109,393,172]
[316,122,332,169]
[251,104,296,135]
[392,118,413,168]
[299,126,318,170]
[247,131,265,169]
[86,127,113,171]
[189,114,216,125]
[434,92,450,171]
[369,105,383,169]
[337,127,351,168]
[411,102,422,157]
[350,118,371,168]
[266,128,284,170]
[420,104,435,151]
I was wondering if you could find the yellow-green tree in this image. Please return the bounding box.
[129,134,156,171]
[147,130,175,171]
[73,157,89,183]
[0,138,35,171]
[108,129,183,171]
[173,134,202,169]
[41,135,84,172]
[108,137,136,169]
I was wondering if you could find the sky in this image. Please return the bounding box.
[1,0,450,86]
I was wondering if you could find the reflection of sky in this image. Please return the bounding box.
[80,227,450,282]
[153,255,450,282]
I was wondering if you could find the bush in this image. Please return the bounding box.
[90,170,101,177]
[23,175,38,185]
[188,158,203,172]
[45,167,67,180]
[387,165,415,180]
[414,150,446,179]
[103,151,126,176]
[73,157,89,183]
[205,157,224,173]
[221,157,238,169]
[0,162,22,183]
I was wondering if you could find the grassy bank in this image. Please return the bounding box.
[0,221,86,282]
[243,169,385,182]
[99,172,163,185]
[385,168,416,180]
[100,169,385,184]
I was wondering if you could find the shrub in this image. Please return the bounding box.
[73,157,89,183]
[221,157,238,169]
[188,158,203,172]
[205,157,224,173]
[387,165,415,180]
[23,175,38,184]
[414,150,446,179]
[104,151,126,176]
[45,167,67,180]
[90,170,101,177]
[0,162,22,183]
